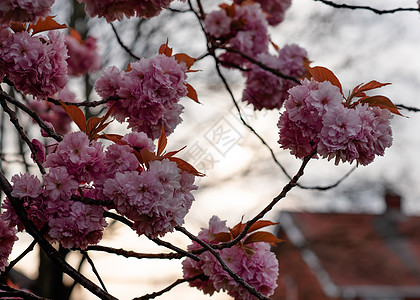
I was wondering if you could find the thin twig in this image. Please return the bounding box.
[314,0,419,15]
[0,239,37,283]
[110,23,141,60]
[134,274,208,300]
[0,284,46,300]
[0,96,46,174]
[0,90,62,142]
[81,251,108,292]
[103,211,200,261]
[86,245,185,260]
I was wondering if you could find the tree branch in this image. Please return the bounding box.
[314,0,419,15]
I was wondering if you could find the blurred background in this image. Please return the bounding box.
[3,0,420,299]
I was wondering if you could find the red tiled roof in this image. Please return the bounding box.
[276,211,420,298]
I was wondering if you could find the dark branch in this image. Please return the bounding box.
[86,245,185,260]
[134,274,208,300]
[314,0,419,15]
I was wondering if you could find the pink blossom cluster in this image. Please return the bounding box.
[2,167,107,249]
[278,79,393,165]
[28,86,76,135]
[182,216,279,299]
[64,32,102,76]
[102,158,197,238]
[0,218,18,272]
[242,44,307,110]
[233,0,292,26]
[0,28,68,99]
[77,0,184,22]
[205,2,270,67]
[95,54,189,139]
[0,0,55,24]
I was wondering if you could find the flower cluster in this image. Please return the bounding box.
[102,159,197,238]
[233,0,292,26]
[77,0,184,22]
[2,159,107,249]
[3,130,198,245]
[278,78,393,165]
[0,218,18,272]
[242,44,308,110]
[0,0,54,24]
[95,54,189,139]
[205,2,270,67]
[64,30,102,76]
[182,216,279,300]
[0,29,68,99]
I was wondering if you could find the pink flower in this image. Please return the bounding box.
[95,54,189,138]
[78,0,182,22]
[103,159,197,238]
[30,138,46,164]
[242,45,307,110]
[11,172,42,198]
[219,2,270,67]
[47,201,106,249]
[43,166,79,201]
[122,132,155,152]
[204,10,231,38]
[0,0,54,24]
[0,30,68,99]
[234,0,291,26]
[0,218,18,272]
[65,32,102,76]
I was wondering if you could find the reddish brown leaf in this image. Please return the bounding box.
[351,80,391,99]
[247,220,278,234]
[59,101,86,132]
[220,4,236,18]
[307,66,343,95]
[86,116,101,138]
[243,231,283,246]
[98,133,124,144]
[360,95,402,116]
[230,222,246,238]
[168,157,205,177]
[69,28,82,43]
[10,22,27,33]
[158,39,172,57]
[29,16,67,35]
[141,148,159,167]
[157,125,167,156]
[270,40,280,52]
[126,63,132,72]
[186,84,200,103]
[163,146,187,158]
[174,53,196,70]
[213,232,233,243]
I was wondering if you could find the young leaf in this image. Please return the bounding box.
[163,146,187,159]
[247,220,278,234]
[168,157,205,177]
[29,16,67,35]
[351,80,391,99]
[230,222,246,238]
[243,231,283,246]
[141,148,159,167]
[174,53,197,70]
[86,116,102,138]
[213,232,233,242]
[10,22,27,33]
[157,125,167,156]
[69,28,82,43]
[360,95,403,116]
[307,66,343,95]
[186,84,200,103]
[98,133,124,144]
[270,40,280,52]
[158,39,172,57]
[59,101,86,132]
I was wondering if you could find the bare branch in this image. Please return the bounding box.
[314,0,419,15]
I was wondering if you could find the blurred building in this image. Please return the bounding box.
[273,192,420,300]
